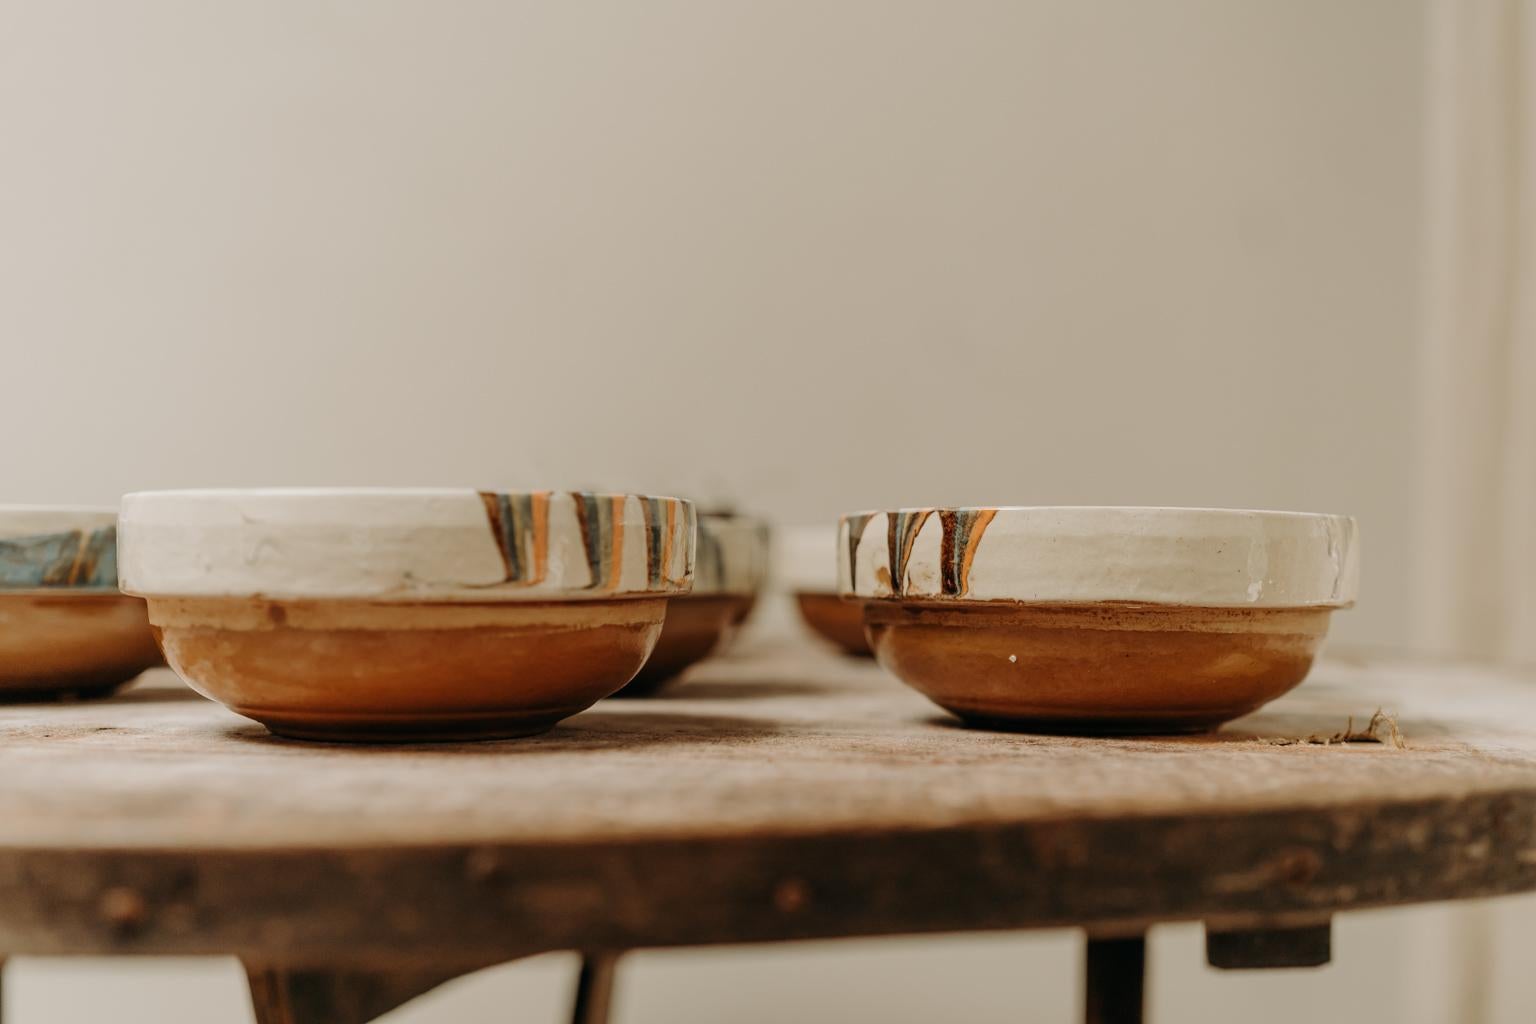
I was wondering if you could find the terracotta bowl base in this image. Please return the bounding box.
[236,707,579,744]
[614,594,750,696]
[148,597,666,742]
[862,601,1333,734]
[795,592,874,658]
[0,593,162,701]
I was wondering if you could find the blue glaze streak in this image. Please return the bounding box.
[0,526,118,590]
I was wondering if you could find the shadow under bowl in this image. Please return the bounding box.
[862,600,1333,734]
[150,597,665,742]
[0,593,162,701]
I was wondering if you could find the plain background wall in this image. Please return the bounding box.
[1,0,1417,646]
[0,1,1454,1021]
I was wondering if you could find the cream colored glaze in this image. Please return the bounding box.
[0,505,118,541]
[840,507,1359,608]
[119,489,695,602]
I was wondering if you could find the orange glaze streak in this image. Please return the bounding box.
[893,509,932,596]
[64,530,91,586]
[662,501,678,586]
[531,492,551,585]
[607,495,627,592]
[957,509,998,596]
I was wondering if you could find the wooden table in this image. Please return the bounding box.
[4,643,1536,1023]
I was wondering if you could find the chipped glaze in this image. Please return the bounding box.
[119,489,695,602]
[0,507,121,592]
[839,507,1358,608]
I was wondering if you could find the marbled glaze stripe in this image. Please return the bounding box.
[478,491,552,586]
[886,509,932,596]
[606,494,627,592]
[572,492,619,590]
[664,500,680,584]
[531,494,551,582]
[938,508,997,597]
[844,513,874,593]
[678,502,697,583]
[641,496,677,588]
[0,525,118,590]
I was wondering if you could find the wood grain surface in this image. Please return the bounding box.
[2,643,1535,965]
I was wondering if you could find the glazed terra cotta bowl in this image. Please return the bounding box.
[617,511,770,695]
[778,524,873,658]
[0,505,161,700]
[838,506,1359,734]
[118,489,695,741]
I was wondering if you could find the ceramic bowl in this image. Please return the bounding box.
[839,507,1359,733]
[617,512,770,695]
[0,506,161,700]
[119,489,695,741]
[779,525,872,657]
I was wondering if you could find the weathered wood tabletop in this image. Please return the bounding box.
[3,642,1536,1021]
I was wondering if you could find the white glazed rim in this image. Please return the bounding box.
[839,505,1350,520]
[0,505,118,523]
[0,506,122,593]
[837,505,1359,608]
[120,487,688,504]
[119,488,696,602]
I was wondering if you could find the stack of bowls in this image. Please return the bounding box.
[118,488,695,741]
[839,506,1358,733]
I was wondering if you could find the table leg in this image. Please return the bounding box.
[243,961,482,1024]
[570,952,621,1024]
[1205,920,1332,969]
[1084,934,1145,1024]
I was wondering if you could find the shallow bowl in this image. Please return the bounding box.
[779,525,873,657]
[839,506,1358,733]
[119,489,694,741]
[617,512,770,695]
[795,593,873,657]
[0,506,160,700]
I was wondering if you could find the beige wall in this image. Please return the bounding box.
[1,1,1436,1021]
[2,0,1417,645]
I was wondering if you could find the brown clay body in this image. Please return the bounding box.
[862,601,1331,734]
[794,592,874,658]
[0,593,162,700]
[616,594,751,696]
[150,597,665,741]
